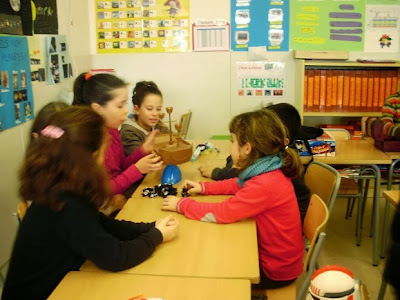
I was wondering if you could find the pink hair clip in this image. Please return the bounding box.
[41,125,64,139]
[85,73,92,80]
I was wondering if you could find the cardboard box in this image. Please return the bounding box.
[295,131,336,156]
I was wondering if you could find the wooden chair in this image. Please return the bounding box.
[252,194,329,300]
[304,161,341,213]
[175,110,192,139]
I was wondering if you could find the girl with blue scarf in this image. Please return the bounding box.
[162,109,304,289]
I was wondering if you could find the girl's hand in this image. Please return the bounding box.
[135,153,163,174]
[142,129,159,154]
[161,196,181,212]
[155,215,179,242]
[183,180,201,194]
[198,166,212,178]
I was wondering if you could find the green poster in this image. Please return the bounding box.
[290,0,366,51]
[367,0,400,4]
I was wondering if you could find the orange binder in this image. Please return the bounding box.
[331,70,338,108]
[367,70,374,111]
[307,69,314,110]
[379,70,386,108]
[304,69,308,110]
[360,70,368,111]
[355,70,362,109]
[385,70,392,99]
[326,69,333,110]
[392,70,399,94]
[337,70,344,110]
[343,70,351,108]
[373,70,380,109]
[319,69,327,109]
[349,70,356,109]
[313,69,321,107]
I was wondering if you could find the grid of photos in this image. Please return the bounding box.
[0,36,34,132]
[45,35,73,85]
[96,0,190,53]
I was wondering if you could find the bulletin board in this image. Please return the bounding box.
[290,0,366,51]
[230,0,290,52]
[95,0,190,53]
[0,36,34,132]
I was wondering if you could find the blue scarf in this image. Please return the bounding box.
[237,153,282,187]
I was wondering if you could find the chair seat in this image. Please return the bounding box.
[383,190,400,207]
[338,178,359,195]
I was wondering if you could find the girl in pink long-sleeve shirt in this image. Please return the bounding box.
[72,72,164,208]
[162,109,304,290]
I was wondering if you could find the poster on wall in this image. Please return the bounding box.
[45,35,73,85]
[28,36,46,82]
[365,5,400,52]
[0,0,33,35]
[290,0,365,51]
[32,0,58,34]
[0,36,34,132]
[230,0,289,52]
[95,0,190,53]
[236,62,285,98]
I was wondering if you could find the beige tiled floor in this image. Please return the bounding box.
[319,195,397,300]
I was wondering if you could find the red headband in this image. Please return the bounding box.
[84,73,92,80]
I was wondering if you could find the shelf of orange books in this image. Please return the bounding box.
[295,59,400,121]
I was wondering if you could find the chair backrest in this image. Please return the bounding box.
[323,128,351,141]
[304,161,341,213]
[296,194,329,300]
[179,110,192,139]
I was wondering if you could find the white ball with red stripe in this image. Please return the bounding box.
[307,265,359,300]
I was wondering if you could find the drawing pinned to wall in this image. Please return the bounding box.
[231,0,289,51]
[28,36,46,82]
[95,0,190,53]
[365,5,399,52]
[0,0,32,35]
[45,36,73,85]
[290,0,365,51]
[0,36,34,132]
[236,62,285,98]
[32,0,58,34]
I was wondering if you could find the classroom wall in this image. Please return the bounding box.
[1,0,400,274]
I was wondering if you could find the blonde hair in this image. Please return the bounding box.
[229,109,302,178]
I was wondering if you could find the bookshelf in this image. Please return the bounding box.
[294,60,400,120]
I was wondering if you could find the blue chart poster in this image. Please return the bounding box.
[230,0,289,52]
[0,36,34,132]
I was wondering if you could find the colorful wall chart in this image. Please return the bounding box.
[95,0,190,53]
[236,62,285,98]
[231,0,289,51]
[365,5,400,52]
[45,35,73,85]
[290,0,366,51]
[0,36,34,132]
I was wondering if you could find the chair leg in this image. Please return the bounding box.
[356,180,364,246]
[380,199,391,258]
[345,198,353,219]
[377,278,387,300]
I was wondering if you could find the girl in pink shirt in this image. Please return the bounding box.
[73,72,164,207]
[162,109,304,289]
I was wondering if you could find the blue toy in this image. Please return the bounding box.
[161,165,182,184]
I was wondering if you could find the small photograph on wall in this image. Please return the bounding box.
[45,35,72,84]
[28,36,46,83]
[1,71,9,88]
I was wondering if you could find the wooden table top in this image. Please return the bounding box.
[300,140,392,165]
[49,271,251,300]
[383,190,400,206]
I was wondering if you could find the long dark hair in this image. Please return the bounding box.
[131,81,162,119]
[229,109,303,179]
[73,72,127,106]
[20,106,111,211]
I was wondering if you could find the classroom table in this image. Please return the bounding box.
[48,271,251,300]
[81,142,260,284]
[301,139,392,266]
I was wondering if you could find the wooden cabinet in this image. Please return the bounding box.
[294,60,400,120]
